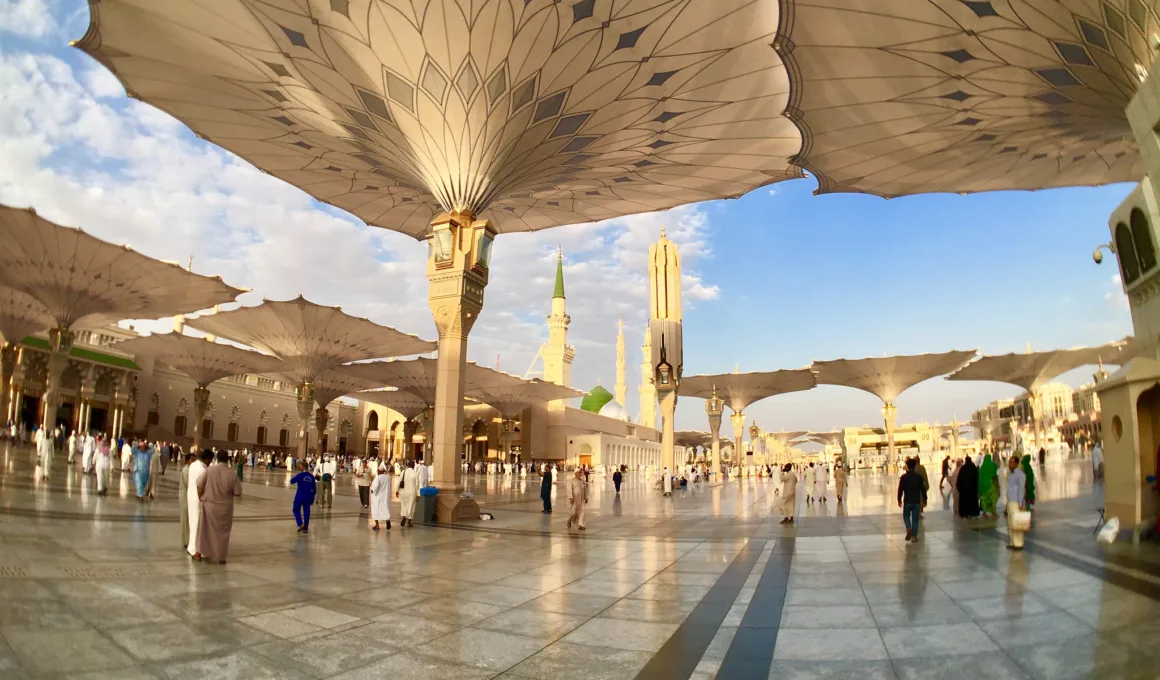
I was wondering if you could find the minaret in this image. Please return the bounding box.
[541,246,574,387]
[615,316,627,406]
[639,327,656,428]
[648,225,683,472]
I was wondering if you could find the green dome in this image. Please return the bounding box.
[580,385,614,414]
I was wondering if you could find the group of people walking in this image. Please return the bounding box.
[776,461,849,524]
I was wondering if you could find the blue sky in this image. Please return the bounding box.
[0,0,1136,435]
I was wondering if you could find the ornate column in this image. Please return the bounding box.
[427,210,494,491]
[314,406,330,454]
[502,418,515,462]
[41,328,74,429]
[883,402,898,469]
[419,407,434,463]
[78,370,95,434]
[658,387,677,471]
[403,419,418,461]
[191,386,211,450]
[0,343,19,427]
[295,383,314,460]
[1027,392,1042,449]
[730,410,745,472]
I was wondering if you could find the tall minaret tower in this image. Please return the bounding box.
[639,325,656,428]
[648,226,683,471]
[614,317,627,407]
[541,246,574,387]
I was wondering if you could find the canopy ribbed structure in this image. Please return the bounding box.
[813,350,976,468]
[187,296,435,384]
[679,369,817,412]
[767,430,809,444]
[805,430,843,447]
[0,205,244,329]
[812,351,977,404]
[472,379,585,419]
[0,285,54,345]
[947,340,1134,392]
[675,430,712,448]
[337,357,525,405]
[75,0,801,238]
[355,389,430,421]
[276,369,384,410]
[114,333,288,388]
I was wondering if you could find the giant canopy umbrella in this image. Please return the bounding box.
[187,296,435,459]
[75,0,804,490]
[354,388,432,460]
[0,205,244,430]
[812,350,976,469]
[338,357,527,461]
[471,379,584,461]
[948,339,1133,447]
[113,333,288,449]
[265,368,383,454]
[680,368,816,472]
[0,285,54,425]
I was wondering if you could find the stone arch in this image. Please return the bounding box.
[367,410,379,432]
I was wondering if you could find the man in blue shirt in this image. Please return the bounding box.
[289,461,316,533]
[897,458,928,543]
[1006,455,1028,550]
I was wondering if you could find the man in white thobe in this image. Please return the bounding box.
[418,461,430,489]
[68,432,77,464]
[567,469,588,530]
[186,454,209,558]
[369,467,392,531]
[121,441,133,473]
[94,436,111,495]
[82,433,95,474]
[37,429,54,481]
[662,467,673,496]
[814,464,829,503]
[396,460,418,527]
[803,463,817,503]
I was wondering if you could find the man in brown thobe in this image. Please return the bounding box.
[566,469,588,531]
[196,450,242,564]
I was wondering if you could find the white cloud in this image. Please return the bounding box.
[0,49,724,423]
[0,0,55,37]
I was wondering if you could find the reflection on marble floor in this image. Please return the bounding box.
[1,443,1157,679]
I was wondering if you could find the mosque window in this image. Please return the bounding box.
[1130,208,1157,273]
[174,415,187,436]
[279,429,289,447]
[1115,222,1141,284]
[367,411,379,433]
[227,422,239,442]
[257,426,267,445]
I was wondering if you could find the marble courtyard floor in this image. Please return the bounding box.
[1,445,1159,680]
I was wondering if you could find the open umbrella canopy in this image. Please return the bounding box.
[74,0,802,238]
[338,357,525,404]
[472,379,585,419]
[0,205,244,328]
[0,285,54,345]
[113,332,288,388]
[187,296,435,384]
[680,368,817,412]
[353,389,430,421]
[947,339,1133,392]
[812,350,977,405]
[267,368,385,409]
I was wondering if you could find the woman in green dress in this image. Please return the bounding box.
[1020,454,1036,508]
[978,455,999,519]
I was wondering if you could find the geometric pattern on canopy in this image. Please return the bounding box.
[805,430,843,446]
[947,339,1133,392]
[779,0,1153,196]
[679,368,817,412]
[674,430,712,448]
[812,350,977,404]
[0,205,244,329]
[76,0,802,238]
[268,368,384,409]
[186,296,436,385]
[112,332,289,388]
[0,285,54,346]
